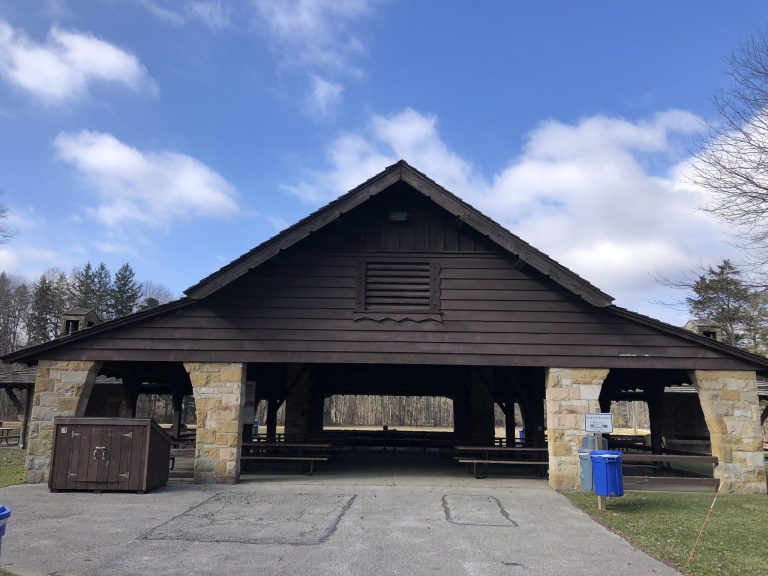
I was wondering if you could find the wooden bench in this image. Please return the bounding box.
[240,455,331,475]
[169,447,196,470]
[240,442,333,475]
[456,458,549,479]
[454,446,549,479]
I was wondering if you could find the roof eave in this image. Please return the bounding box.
[608,305,768,372]
[0,298,194,365]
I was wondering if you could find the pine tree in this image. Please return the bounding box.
[111,263,140,318]
[686,260,752,346]
[69,262,97,311]
[27,274,57,344]
[92,262,112,320]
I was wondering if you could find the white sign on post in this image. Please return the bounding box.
[585,412,613,434]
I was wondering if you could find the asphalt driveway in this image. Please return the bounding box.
[0,467,680,576]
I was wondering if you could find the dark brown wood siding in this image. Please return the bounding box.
[40,247,759,370]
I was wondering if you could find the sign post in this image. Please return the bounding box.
[585,413,613,511]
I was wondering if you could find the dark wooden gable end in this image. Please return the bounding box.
[4,161,768,372]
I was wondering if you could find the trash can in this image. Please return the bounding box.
[518,428,524,442]
[590,450,624,497]
[580,435,606,451]
[579,449,592,490]
[0,505,10,557]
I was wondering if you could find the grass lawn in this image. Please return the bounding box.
[565,490,768,576]
[0,449,24,488]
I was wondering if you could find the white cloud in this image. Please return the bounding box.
[136,1,231,30]
[306,74,343,118]
[252,0,378,118]
[287,108,735,324]
[252,0,374,71]
[0,20,155,104]
[0,245,60,276]
[53,130,239,228]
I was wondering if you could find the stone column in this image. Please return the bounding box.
[184,362,246,484]
[690,370,766,494]
[26,360,103,484]
[545,367,609,490]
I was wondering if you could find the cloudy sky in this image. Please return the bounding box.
[0,1,766,324]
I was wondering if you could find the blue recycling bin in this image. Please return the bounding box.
[590,450,624,497]
[0,505,10,557]
[518,428,524,442]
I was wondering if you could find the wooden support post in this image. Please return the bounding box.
[597,496,607,511]
[122,376,140,418]
[266,398,278,443]
[20,386,32,449]
[171,390,184,440]
[647,387,665,456]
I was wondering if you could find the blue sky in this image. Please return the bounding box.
[1,1,767,324]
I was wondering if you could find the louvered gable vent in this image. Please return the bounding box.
[360,261,439,311]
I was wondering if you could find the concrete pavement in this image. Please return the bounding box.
[0,453,680,576]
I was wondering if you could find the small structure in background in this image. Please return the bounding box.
[59,309,99,336]
[683,319,723,342]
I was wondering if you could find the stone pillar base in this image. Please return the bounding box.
[545,367,608,491]
[185,362,246,484]
[691,370,767,495]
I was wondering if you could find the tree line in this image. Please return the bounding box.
[0,262,173,356]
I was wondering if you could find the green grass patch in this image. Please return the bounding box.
[0,449,24,488]
[565,491,768,576]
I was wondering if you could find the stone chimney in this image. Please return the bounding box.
[683,318,722,342]
[60,308,100,336]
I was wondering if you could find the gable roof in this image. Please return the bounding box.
[185,160,614,306]
[4,160,768,373]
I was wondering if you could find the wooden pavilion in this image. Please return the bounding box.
[3,161,766,493]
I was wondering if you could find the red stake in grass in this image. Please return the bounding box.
[687,481,722,564]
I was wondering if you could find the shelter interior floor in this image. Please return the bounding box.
[237,449,549,488]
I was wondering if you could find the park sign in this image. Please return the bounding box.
[585,412,613,434]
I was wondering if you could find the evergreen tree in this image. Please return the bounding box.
[686,260,752,346]
[92,262,112,320]
[27,274,57,344]
[69,262,97,311]
[111,263,140,318]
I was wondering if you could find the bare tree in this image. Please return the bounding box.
[693,32,768,263]
[0,191,13,244]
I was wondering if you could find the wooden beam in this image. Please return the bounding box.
[5,388,24,419]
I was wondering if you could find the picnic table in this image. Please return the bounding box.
[240,442,333,475]
[0,425,21,446]
[454,445,549,478]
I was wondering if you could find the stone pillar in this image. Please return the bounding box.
[184,362,246,484]
[690,370,766,494]
[284,365,310,441]
[26,360,103,484]
[545,367,609,490]
[468,369,495,445]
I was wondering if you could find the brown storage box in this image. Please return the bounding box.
[49,418,172,493]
